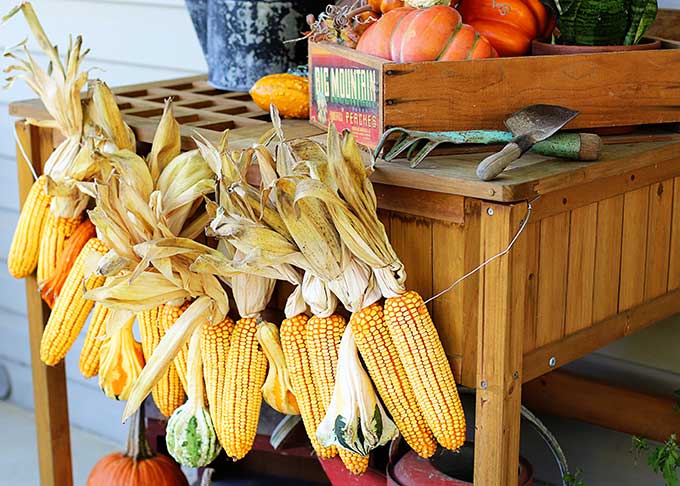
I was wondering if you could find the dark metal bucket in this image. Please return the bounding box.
[185,0,209,57]
[200,0,314,91]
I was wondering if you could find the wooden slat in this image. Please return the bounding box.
[384,47,680,131]
[374,184,464,224]
[461,200,482,387]
[592,195,624,322]
[522,222,540,353]
[536,212,570,346]
[619,187,650,311]
[565,203,598,333]
[16,123,73,486]
[644,180,674,299]
[523,371,680,444]
[523,288,680,382]
[389,213,433,308]
[431,221,465,359]
[475,202,526,486]
[530,151,680,221]
[669,177,680,291]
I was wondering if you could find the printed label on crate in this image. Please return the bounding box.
[310,50,380,147]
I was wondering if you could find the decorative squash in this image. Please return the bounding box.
[99,317,145,401]
[356,6,497,62]
[165,327,222,467]
[457,0,553,56]
[405,0,450,7]
[87,406,188,486]
[249,74,309,119]
[368,0,405,14]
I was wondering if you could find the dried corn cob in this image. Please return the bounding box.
[222,317,267,460]
[8,175,51,278]
[37,212,82,283]
[158,301,192,393]
[384,291,466,451]
[280,314,336,459]
[307,314,368,474]
[79,302,111,378]
[351,302,437,458]
[40,219,96,307]
[40,238,108,366]
[200,316,235,448]
[138,306,186,416]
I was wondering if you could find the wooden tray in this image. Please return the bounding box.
[308,10,680,149]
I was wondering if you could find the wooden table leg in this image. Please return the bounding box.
[474,203,527,486]
[16,122,74,486]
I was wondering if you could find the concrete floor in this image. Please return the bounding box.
[0,401,118,486]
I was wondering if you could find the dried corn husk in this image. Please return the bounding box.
[317,326,397,455]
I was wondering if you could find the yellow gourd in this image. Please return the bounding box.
[249,74,309,119]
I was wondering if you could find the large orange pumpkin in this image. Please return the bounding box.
[87,407,188,486]
[356,6,496,62]
[457,0,553,57]
[368,0,404,14]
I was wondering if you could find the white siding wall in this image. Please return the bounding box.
[0,0,677,477]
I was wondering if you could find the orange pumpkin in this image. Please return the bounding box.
[356,6,497,62]
[87,407,188,486]
[457,0,553,56]
[368,0,405,14]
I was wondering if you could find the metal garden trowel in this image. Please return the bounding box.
[374,105,602,171]
[476,104,587,181]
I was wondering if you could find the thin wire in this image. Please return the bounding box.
[13,124,38,181]
[422,195,542,306]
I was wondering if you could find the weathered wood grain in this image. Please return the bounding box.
[523,371,680,443]
[475,202,526,486]
[619,187,650,311]
[524,288,680,382]
[644,180,674,299]
[565,203,598,334]
[17,123,74,486]
[592,195,624,322]
[669,177,680,291]
[536,212,570,346]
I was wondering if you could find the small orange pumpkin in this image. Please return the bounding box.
[87,407,188,486]
[457,0,553,56]
[356,6,497,62]
[250,73,309,119]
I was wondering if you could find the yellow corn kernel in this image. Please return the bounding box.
[138,306,186,416]
[8,175,51,278]
[306,315,367,472]
[201,317,235,449]
[222,317,267,460]
[158,301,192,394]
[280,314,336,459]
[79,303,110,378]
[37,212,82,283]
[40,238,108,366]
[351,302,437,458]
[384,291,466,451]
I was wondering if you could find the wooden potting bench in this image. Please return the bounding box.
[10,74,680,486]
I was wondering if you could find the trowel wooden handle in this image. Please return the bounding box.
[476,142,522,181]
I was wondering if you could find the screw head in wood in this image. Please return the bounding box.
[480,380,488,389]
[549,357,557,367]
[487,207,494,216]
[513,371,520,380]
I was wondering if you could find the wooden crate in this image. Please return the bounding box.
[308,10,680,149]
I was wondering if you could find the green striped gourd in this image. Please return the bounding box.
[165,326,221,467]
